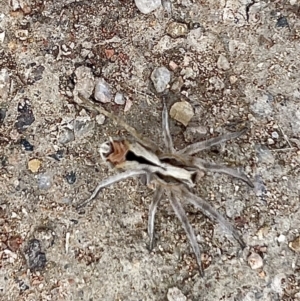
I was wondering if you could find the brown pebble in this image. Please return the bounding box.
[28,159,41,173]
[289,236,300,253]
[248,252,263,269]
[166,22,188,38]
[170,101,194,126]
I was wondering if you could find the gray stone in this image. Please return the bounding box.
[58,127,75,144]
[74,66,95,100]
[271,131,279,139]
[37,173,52,190]
[96,114,105,125]
[134,0,161,14]
[94,78,113,103]
[217,54,230,70]
[151,66,171,93]
[114,92,125,105]
[74,116,94,137]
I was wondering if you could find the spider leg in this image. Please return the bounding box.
[178,127,248,156]
[193,158,254,188]
[169,191,204,276]
[148,185,164,251]
[76,170,147,209]
[77,93,160,153]
[182,187,246,249]
[162,98,174,153]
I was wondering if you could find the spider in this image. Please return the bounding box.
[76,95,254,276]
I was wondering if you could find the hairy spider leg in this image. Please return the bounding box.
[192,158,254,188]
[148,186,164,251]
[162,98,174,153]
[178,127,248,156]
[76,170,147,209]
[78,93,159,152]
[170,191,204,276]
[182,187,246,249]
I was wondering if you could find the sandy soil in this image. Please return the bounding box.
[0,1,300,300]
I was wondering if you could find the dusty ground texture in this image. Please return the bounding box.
[1,0,300,300]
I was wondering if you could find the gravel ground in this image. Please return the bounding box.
[1,1,300,300]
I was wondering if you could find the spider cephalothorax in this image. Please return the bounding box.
[77,95,254,276]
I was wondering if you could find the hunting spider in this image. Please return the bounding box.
[76,95,254,276]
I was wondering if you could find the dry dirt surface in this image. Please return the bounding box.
[1,1,300,300]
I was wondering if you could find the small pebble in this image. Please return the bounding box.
[248,252,263,269]
[30,65,45,83]
[276,16,289,28]
[65,171,76,184]
[24,239,47,271]
[58,127,75,144]
[28,159,41,173]
[114,92,125,105]
[74,66,95,100]
[49,150,64,161]
[15,99,35,132]
[18,281,29,292]
[277,234,286,243]
[271,131,279,139]
[15,30,28,41]
[20,138,34,151]
[171,77,184,92]
[267,138,275,145]
[74,117,94,137]
[134,0,161,14]
[151,66,171,93]
[124,98,133,112]
[169,61,178,71]
[96,114,105,125]
[37,173,52,190]
[170,101,194,126]
[94,78,112,103]
[229,75,238,84]
[289,236,300,252]
[167,287,187,301]
[166,22,188,38]
[217,54,230,70]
